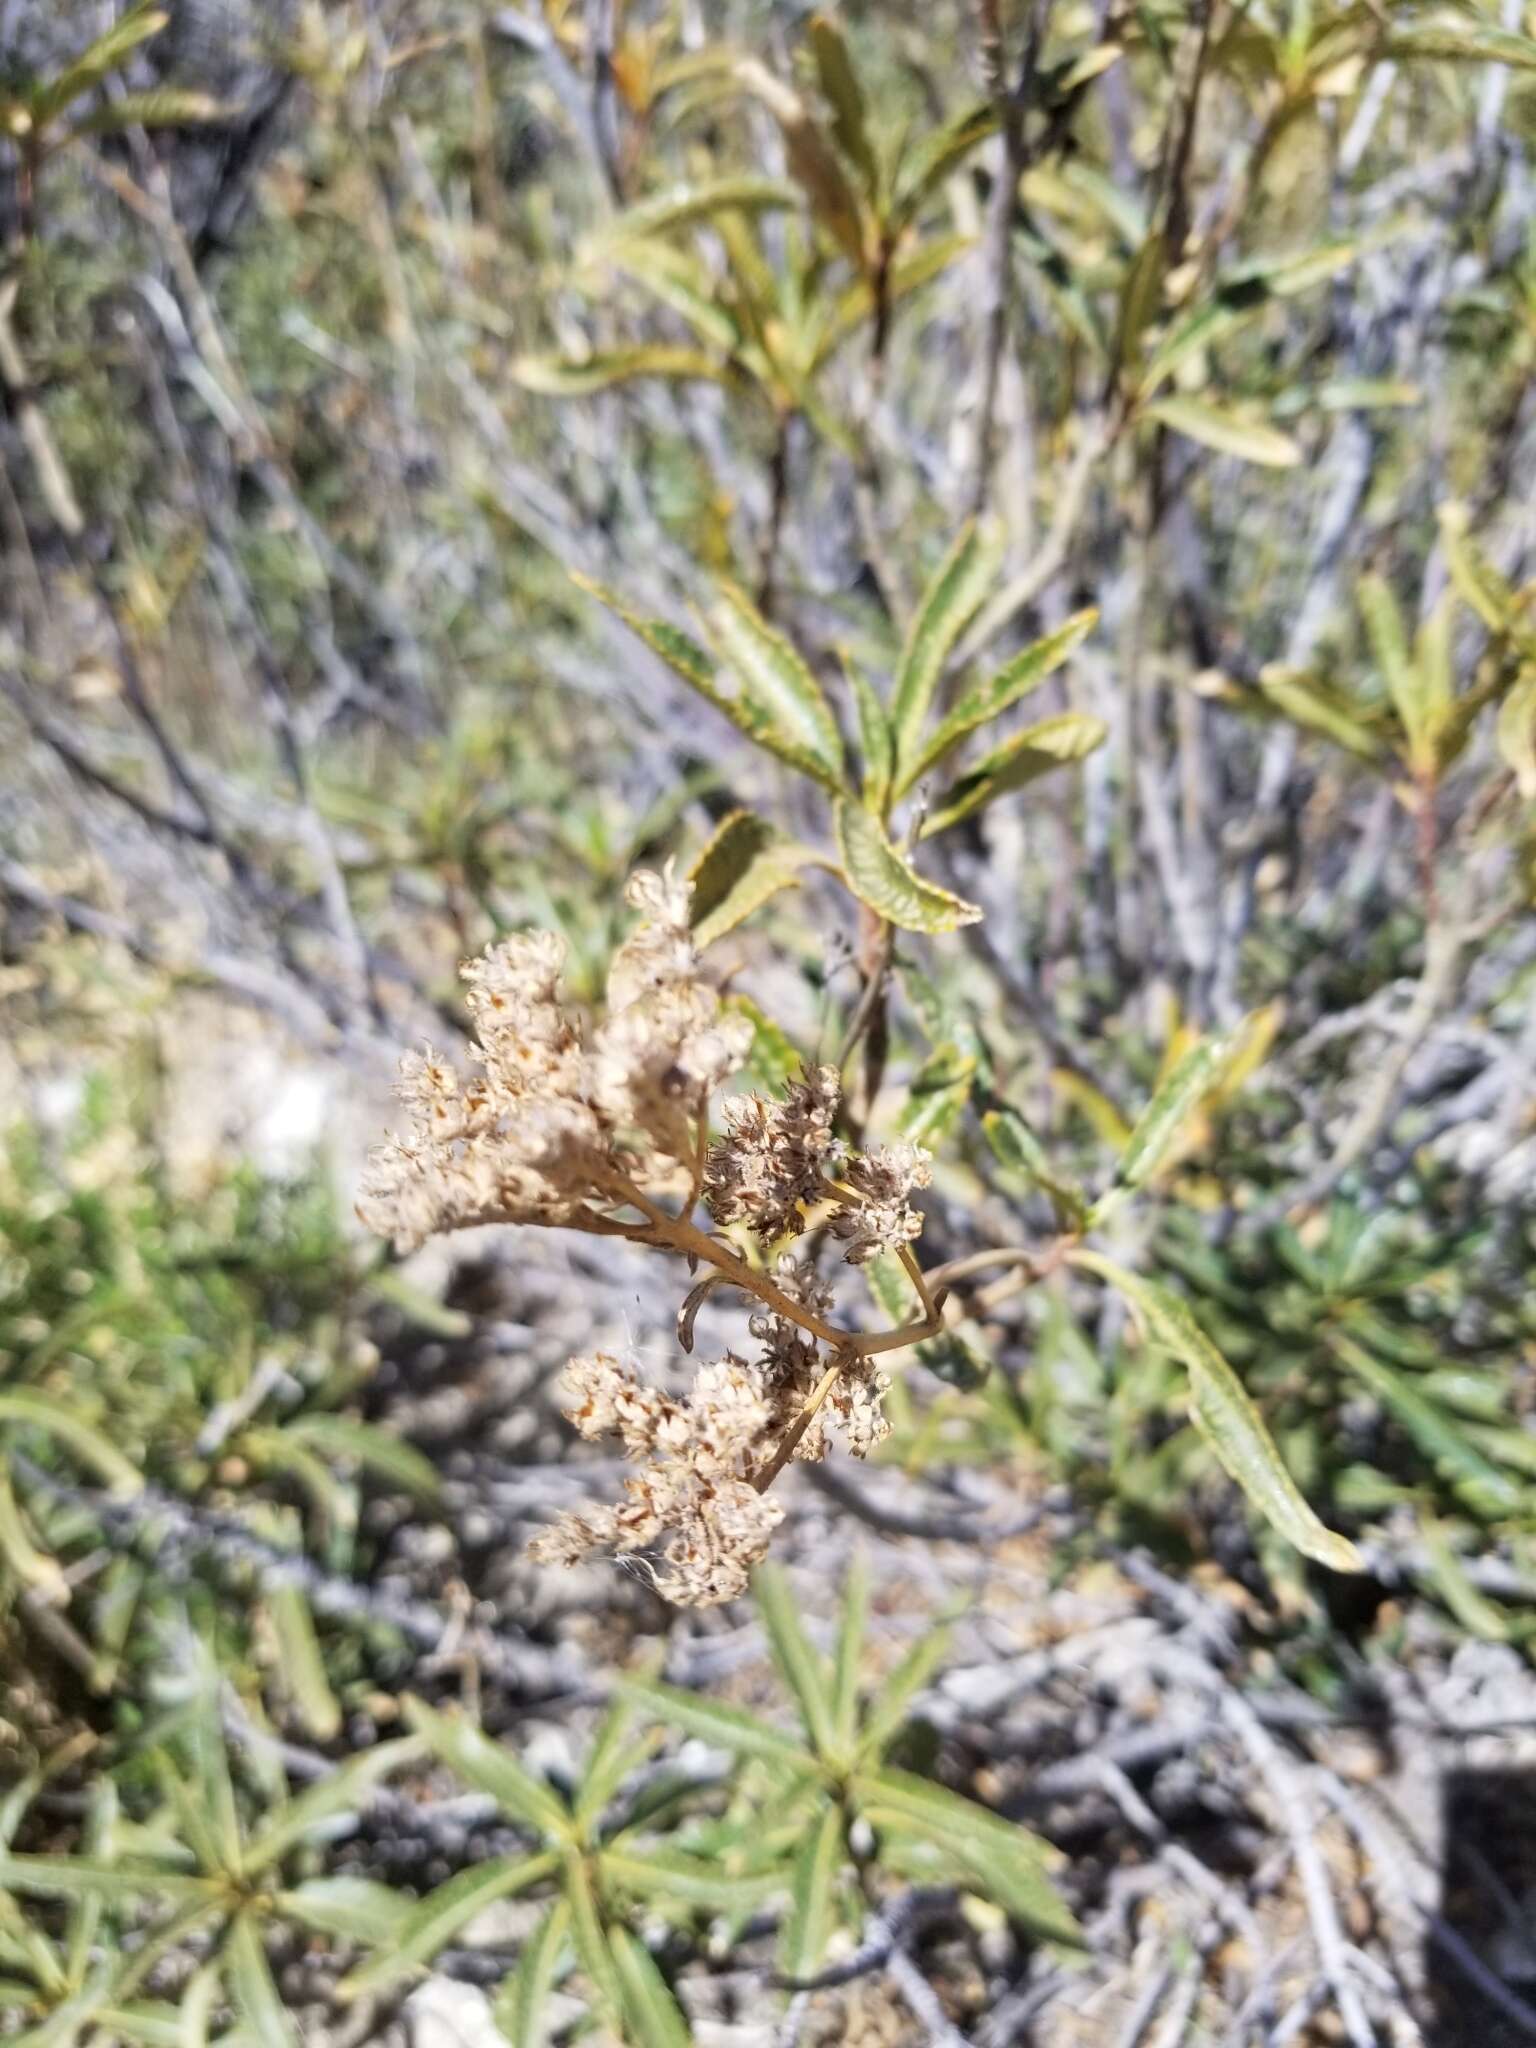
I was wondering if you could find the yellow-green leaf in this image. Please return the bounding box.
[1359,573,1441,770]
[808,14,878,196]
[689,810,818,946]
[495,1898,570,2048]
[781,1804,844,1978]
[1496,671,1536,798]
[593,175,800,245]
[890,523,1004,775]
[336,1853,559,2003]
[843,651,895,813]
[226,1915,297,2048]
[1113,1034,1229,1191]
[0,1392,142,1496]
[512,347,728,395]
[834,800,982,932]
[1387,23,1536,68]
[706,582,848,792]
[1257,667,1384,760]
[898,607,1098,793]
[897,1044,977,1145]
[1145,396,1301,467]
[267,1585,341,1742]
[1072,1254,1362,1572]
[609,1925,691,2048]
[922,712,1107,835]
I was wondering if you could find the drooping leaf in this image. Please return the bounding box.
[899,608,1099,793]
[336,1853,559,2002]
[705,582,848,792]
[573,575,842,789]
[780,1803,844,1979]
[609,1925,692,2048]
[834,800,981,932]
[495,1898,570,2048]
[1145,396,1302,467]
[1386,22,1536,68]
[1073,1254,1363,1572]
[889,523,1004,775]
[688,810,818,947]
[922,713,1107,835]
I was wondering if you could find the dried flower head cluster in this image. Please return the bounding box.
[358,868,752,1252]
[362,868,941,1606]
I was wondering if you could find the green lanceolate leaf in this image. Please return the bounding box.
[574,1701,644,1832]
[225,1916,296,2048]
[266,1584,341,1741]
[1329,1334,1523,1519]
[1386,23,1536,68]
[808,14,878,195]
[1073,1254,1362,1572]
[32,4,168,125]
[835,800,981,932]
[600,1844,776,1911]
[898,608,1099,794]
[618,1677,817,1771]
[1144,396,1301,467]
[283,1416,442,1502]
[495,1897,570,2048]
[403,1699,571,1836]
[889,523,1004,776]
[1110,1034,1229,1193]
[337,1853,559,2002]
[754,1565,838,1758]
[594,175,801,245]
[890,102,999,229]
[921,712,1107,836]
[688,810,818,947]
[1358,573,1438,770]
[276,1878,417,1946]
[982,1106,1088,1224]
[609,1925,692,2048]
[856,1626,955,1762]
[1256,668,1383,759]
[780,1803,844,1979]
[564,1855,626,2034]
[573,575,839,788]
[1438,503,1520,635]
[844,652,895,814]
[0,1855,217,1907]
[511,347,731,395]
[245,1738,423,1874]
[831,1552,869,1753]
[0,1392,142,1495]
[706,582,847,792]
[897,1044,977,1146]
[1496,671,1536,798]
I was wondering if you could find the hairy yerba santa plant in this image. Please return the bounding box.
[363,856,1365,1605]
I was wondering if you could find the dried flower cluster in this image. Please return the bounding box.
[358,868,751,1252]
[362,869,939,1604]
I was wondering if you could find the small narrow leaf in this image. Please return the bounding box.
[706,582,847,792]
[1359,573,1433,767]
[1145,396,1302,467]
[1073,1254,1363,1572]
[1386,23,1536,67]
[780,1804,844,1978]
[1257,668,1384,759]
[899,608,1098,793]
[277,1877,418,1946]
[226,1916,297,2048]
[285,1415,442,1503]
[573,575,841,789]
[403,1698,571,1836]
[1329,1334,1522,1519]
[808,15,878,194]
[835,800,981,932]
[337,1853,559,2002]
[512,347,729,395]
[922,712,1107,835]
[897,1044,977,1146]
[609,1925,692,2048]
[890,101,999,226]
[600,1845,777,1910]
[843,651,895,814]
[564,1855,627,2034]
[1496,671,1536,798]
[1113,1034,1229,1191]
[1438,503,1518,634]
[266,1585,341,1742]
[246,1738,422,1873]
[688,810,818,947]
[618,1678,816,1771]
[754,1565,838,1759]
[831,1553,869,1753]
[856,1627,955,1761]
[0,1392,143,1495]
[593,176,800,244]
[495,1898,570,2048]
[890,523,1004,774]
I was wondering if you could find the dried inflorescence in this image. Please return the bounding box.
[358,868,752,1253]
[362,868,938,1605]
[527,1351,785,1603]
